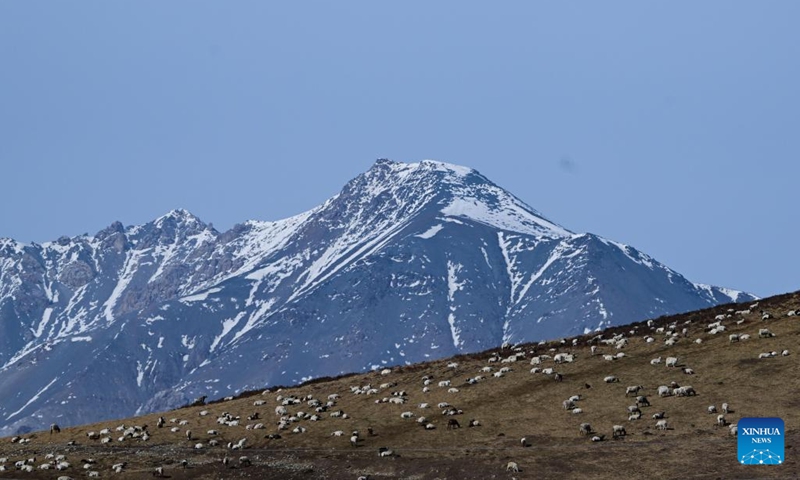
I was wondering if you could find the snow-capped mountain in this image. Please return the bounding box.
[0,159,754,434]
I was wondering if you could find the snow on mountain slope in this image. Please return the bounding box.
[0,159,755,434]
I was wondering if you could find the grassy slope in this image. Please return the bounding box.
[1,292,798,480]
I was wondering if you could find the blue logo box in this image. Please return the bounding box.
[738,417,784,465]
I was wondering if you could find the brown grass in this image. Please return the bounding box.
[1,292,799,479]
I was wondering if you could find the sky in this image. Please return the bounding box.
[1,1,798,298]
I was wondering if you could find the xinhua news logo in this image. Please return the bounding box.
[738,417,784,465]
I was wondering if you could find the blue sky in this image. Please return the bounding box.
[1,1,798,298]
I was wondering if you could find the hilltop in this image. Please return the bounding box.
[0,290,797,479]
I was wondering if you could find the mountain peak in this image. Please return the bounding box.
[155,208,202,224]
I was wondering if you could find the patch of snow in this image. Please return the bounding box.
[181,288,221,303]
[6,377,59,420]
[415,224,444,239]
[103,250,145,323]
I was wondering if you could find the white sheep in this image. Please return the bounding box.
[722,403,729,413]
[603,375,619,383]
[625,385,643,396]
[506,461,520,472]
[603,354,615,362]
[717,414,726,426]
[650,357,662,365]
[656,419,668,430]
[665,357,678,367]
[758,328,775,338]
[572,408,583,414]
[708,405,717,414]
[657,386,671,397]
[612,425,626,438]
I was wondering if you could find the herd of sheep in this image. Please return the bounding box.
[0,301,797,477]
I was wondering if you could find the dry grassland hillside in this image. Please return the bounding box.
[1,291,798,480]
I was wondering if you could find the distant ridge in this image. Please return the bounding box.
[0,158,755,434]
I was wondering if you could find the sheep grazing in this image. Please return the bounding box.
[506,461,520,472]
[153,466,165,477]
[625,385,643,396]
[650,357,662,365]
[612,425,627,439]
[729,334,739,343]
[636,395,650,407]
[708,405,717,414]
[350,435,359,447]
[468,419,480,427]
[378,448,394,457]
[665,357,678,367]
[717,415,726,427]
[591,435,605,442]
[447,419,461,429]
[758,328,775,338]
[652,412,666,420]
[722,403,730,413]
[656,419,668,430]
[50,423,61,434]
[603,375,619,383]
[682,367,695,375]
[520,437,528,447]
[782,349,790,356]
[579,423,592,435]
